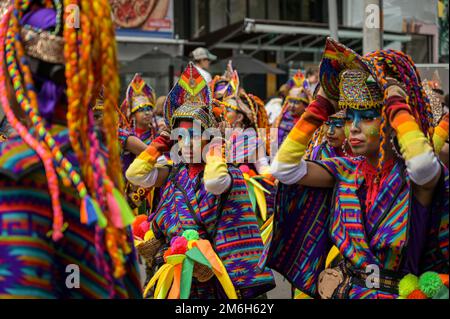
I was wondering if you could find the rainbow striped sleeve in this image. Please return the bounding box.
[391,109,441,185]
[270,111,323,184]
[204,138,231,195]
[126,144,162,188]
[433,113,449,154]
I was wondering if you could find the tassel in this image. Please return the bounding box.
[107,190,123,228]
[83,196,98,225]
[180,258,195,299]
[88,197,108,228]
[80,196,88,224]
[112,188,135,228]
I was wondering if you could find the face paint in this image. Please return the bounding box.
[136,106,153,113]
[345,108,381,150]
[325,118,344,136]
[345,109,380,129]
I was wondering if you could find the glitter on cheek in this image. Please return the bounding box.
[344,124,351,138]
[362,121,380,142]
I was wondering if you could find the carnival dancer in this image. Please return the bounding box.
[214,68,274,224]
[125,62,275,299]
[273,70,312,145]
[265,38,449,299]
[0,0,142,298]
[118,74,162,214]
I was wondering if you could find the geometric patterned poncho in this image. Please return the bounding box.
[0,126,142,298]
[265,155,449,299]
[150,163,275,299]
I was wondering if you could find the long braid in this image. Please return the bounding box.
[0,6,65,239]
[364,50,434,177]
[65,0,84,166]
[96,0,123,189]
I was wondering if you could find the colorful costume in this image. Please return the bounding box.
[0,1,141,298]
[126,63,275,299]
[213,66,274,224]
[118,74,161,213]
[266,38,449,299]
[274,70,312,145]
[119,73,159,171]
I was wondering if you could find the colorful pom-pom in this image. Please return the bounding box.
[132,215,148,239]
[407,290,428,299]
[144,229,155,241]
[170,236,182,246]
[419,272,444,298]
[171,236,188,255]
[239,165,250,174]
[182,229,200,241]
[398,274,419,297]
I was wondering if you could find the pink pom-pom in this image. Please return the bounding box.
[171,236,188,255]
[239,165,250,174]
[139,221,150,234]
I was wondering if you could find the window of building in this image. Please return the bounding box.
[248,0,267,19]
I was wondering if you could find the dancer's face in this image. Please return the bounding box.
[176,120,206,163]
[226,108,244,128]
[324,118,346,148]
[287,98,307,117]
[344,108,381,157]
[134,106,154,128]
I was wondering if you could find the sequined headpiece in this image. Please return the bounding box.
[123,73,156,116]
[165,62,216,129]
[338,69,383,110]
[285,70,311,105]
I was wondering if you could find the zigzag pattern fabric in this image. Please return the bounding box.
[150,164,275,299]
[0,129,142,298]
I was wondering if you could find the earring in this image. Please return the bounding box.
[341,139,349,157]
[390,135,402,159]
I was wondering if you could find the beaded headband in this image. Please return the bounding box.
[338,69,384,110]
[172,104,217,130]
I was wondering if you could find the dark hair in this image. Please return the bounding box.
[445,94,449,107]
[305,67,319,78]
[432,88,444,96]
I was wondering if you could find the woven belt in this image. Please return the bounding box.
[343,261,401,295]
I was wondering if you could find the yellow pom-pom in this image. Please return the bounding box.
[144,229,155,241]
[399,274,419,297]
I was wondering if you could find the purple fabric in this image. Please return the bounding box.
[22,8,64,123]
[401,198,431,275]
[35,77,65,122]
[21,8,56,30]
